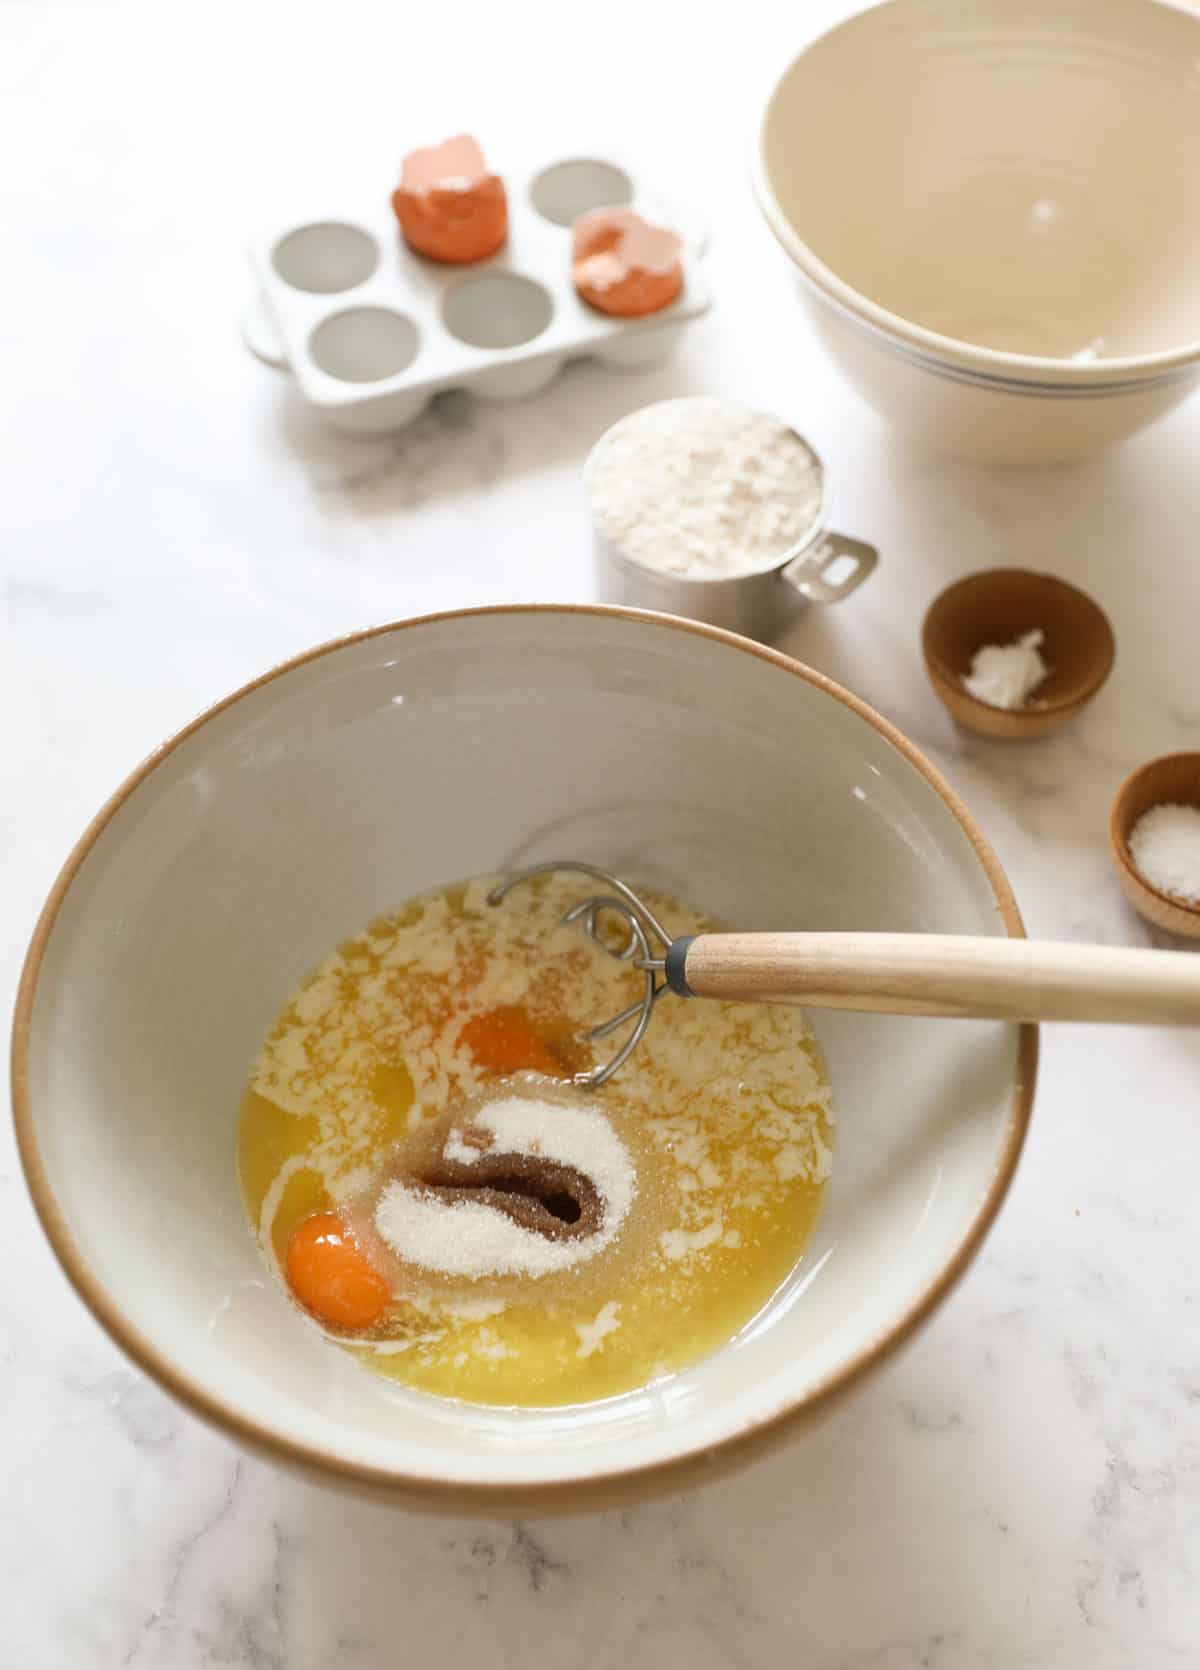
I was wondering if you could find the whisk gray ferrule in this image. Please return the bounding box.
[664,935,697,998]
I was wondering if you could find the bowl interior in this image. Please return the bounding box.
[760,0,1200,363]
[923,569,1115,712]
[18,610,1030,1496]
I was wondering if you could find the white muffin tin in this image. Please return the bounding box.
[244,156,711,434]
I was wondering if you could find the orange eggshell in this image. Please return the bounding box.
[572,208,683,317]
[392,133,508,264]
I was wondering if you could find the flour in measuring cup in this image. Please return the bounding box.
[584,397,824,579]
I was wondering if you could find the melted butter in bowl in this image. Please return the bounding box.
[238,871,833,1407]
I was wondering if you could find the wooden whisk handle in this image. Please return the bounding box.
[665,933,1200,1026]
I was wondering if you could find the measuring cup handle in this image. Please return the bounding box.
[782,533,878,605]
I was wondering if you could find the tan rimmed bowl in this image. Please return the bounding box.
[1110,753,1200,940]
[11,607,1036,1511]
[753,0,1200,461]
[922,569,1115,740]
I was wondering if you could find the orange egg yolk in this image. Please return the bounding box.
[285,1212,391,1330]
[458,1004,565,1077]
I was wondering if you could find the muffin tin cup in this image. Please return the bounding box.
[244,154,710,433]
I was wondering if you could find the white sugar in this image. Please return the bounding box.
[453,1097,635,1218]
[374,1095,635,1280]
[1128,802,1200,905]
[374,1191,583,1278]
[963,629,1048,710]
[442,1128,481,1165]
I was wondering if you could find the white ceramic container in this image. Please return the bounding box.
[753,0,1200,462]
[244,157,709,434]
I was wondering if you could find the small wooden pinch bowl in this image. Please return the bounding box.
[1109,753,1200,940]
[922,568,1115,740]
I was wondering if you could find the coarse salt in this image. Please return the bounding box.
[1128,802,1200,905]
[963,629,1048,710]
[374,1095,635,1280]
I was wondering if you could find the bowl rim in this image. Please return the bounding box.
[921,567,1117,719]
[752,0,1200,385]
[10,604,1038,1506]
[1108,751,1200,918]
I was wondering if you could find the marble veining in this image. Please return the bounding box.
[3,2,1199,1665]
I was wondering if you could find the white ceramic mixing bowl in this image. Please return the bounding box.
[13,608,1035,1510]
[754,0,1200,462]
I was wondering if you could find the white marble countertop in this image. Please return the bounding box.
[4,4,1199,1665]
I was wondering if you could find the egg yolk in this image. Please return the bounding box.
[458,1004,564,1077]
[285,1212,390,1329]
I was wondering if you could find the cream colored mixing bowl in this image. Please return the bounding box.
[754,0,1200,462]
[13,608,1034,1511]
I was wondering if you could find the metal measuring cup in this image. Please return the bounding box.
[585,407,877,642]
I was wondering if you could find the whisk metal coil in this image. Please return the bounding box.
[486,862,678,1088]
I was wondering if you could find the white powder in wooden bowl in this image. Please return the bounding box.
[585,396,823,578]
[1128,802,1200,905]
[963,629,1048,710]
[374,1095,635,1280]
